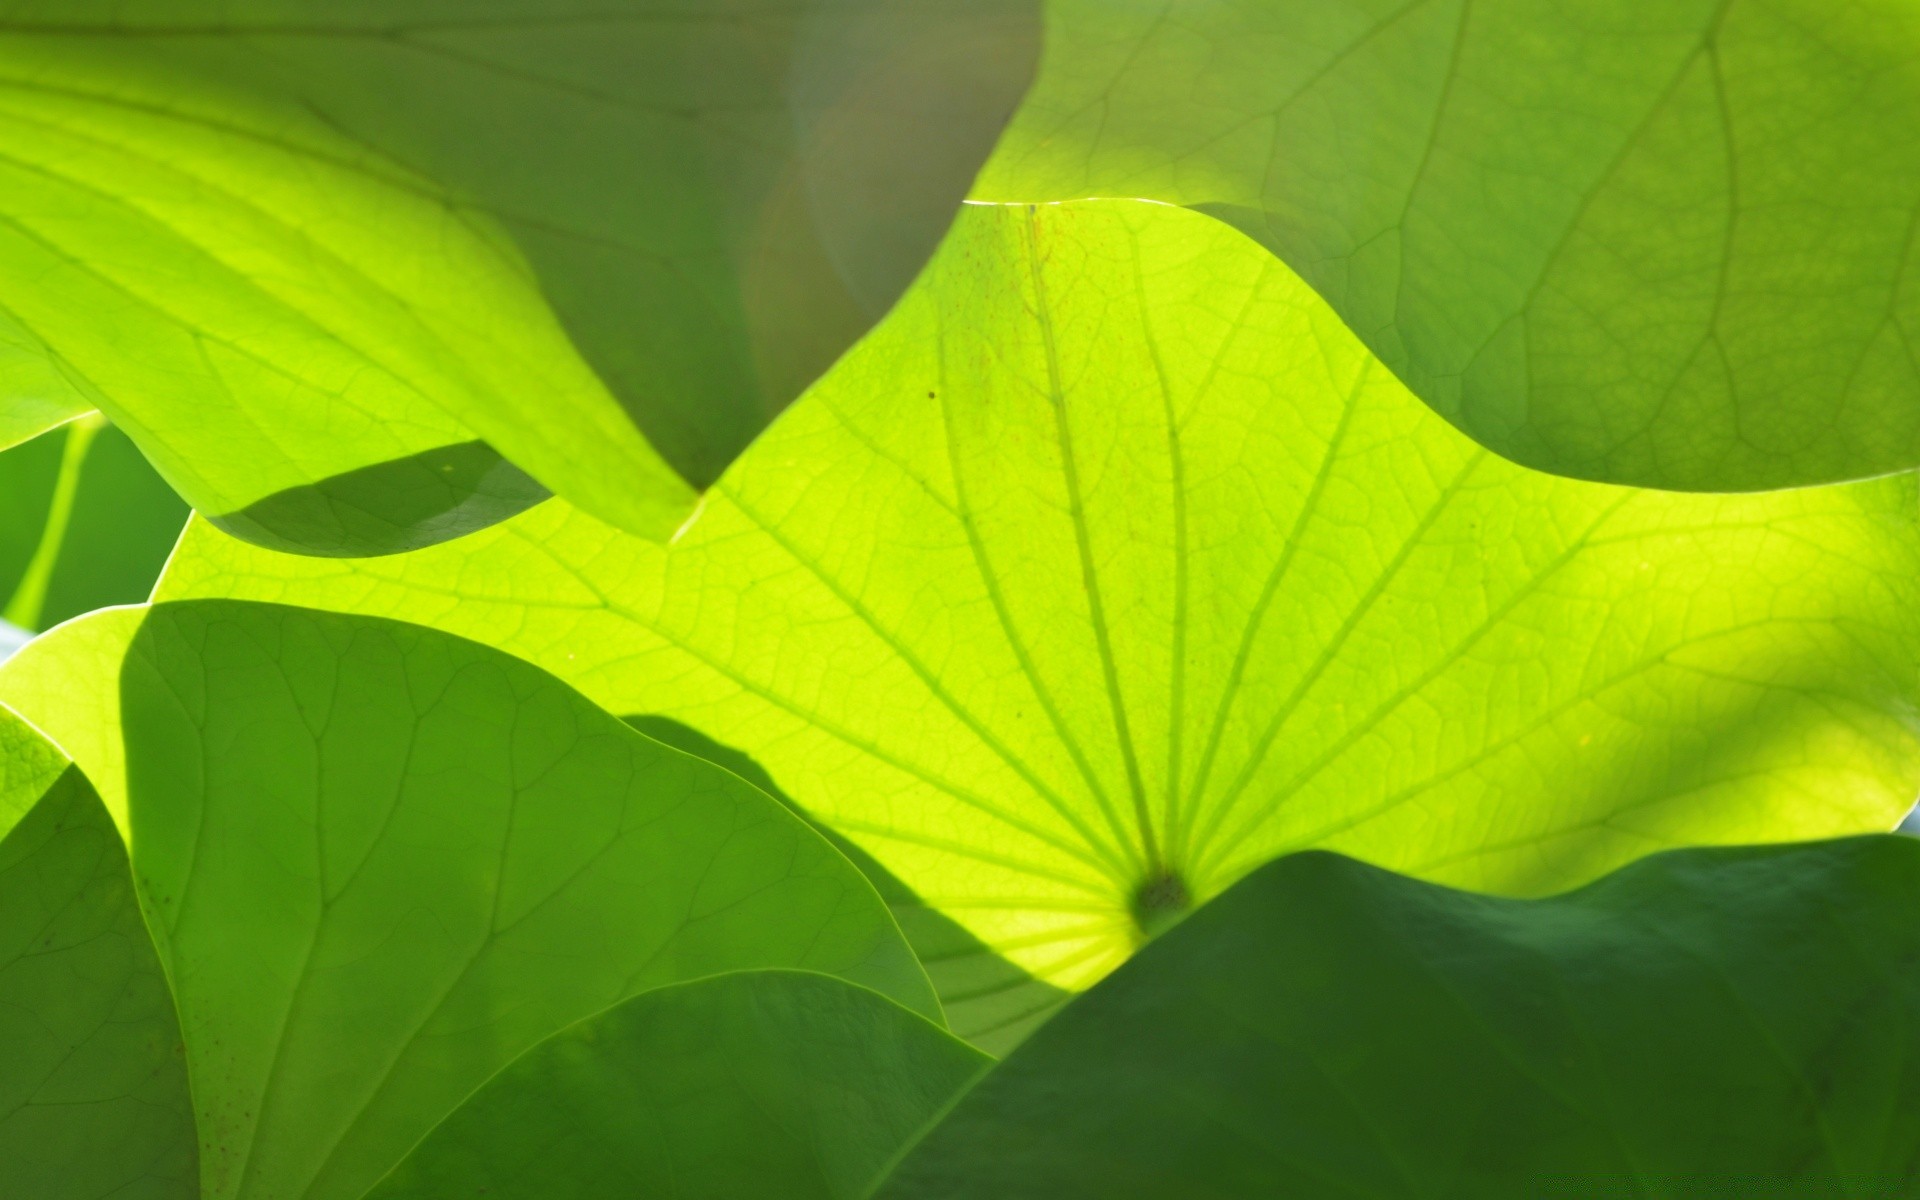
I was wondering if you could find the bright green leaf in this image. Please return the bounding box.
[0,598,935,1200]
[0,0,1039,553]
[0,705,195,1200]
[158,199,1920,1010]
[978,0,1920,492]
[0,414,187,631]
[371,969,988,1200]
[877,836,1920,1198]
[0,325,88,453]
[0,37,562,555]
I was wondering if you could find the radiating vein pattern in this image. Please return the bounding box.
[162,200,1920,997]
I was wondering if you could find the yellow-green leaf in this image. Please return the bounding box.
[158,200,1920,1021]
[0,0,1037,552]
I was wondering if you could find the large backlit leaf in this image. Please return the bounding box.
[978,0,1920,492]
[0,705,195,1199]
[0,599,935,1200]
[371,970,988,1200]
[876,837,1920,1198]
[0,414,187,631]
[0,0,1038,553]
[159,199,1920,1015]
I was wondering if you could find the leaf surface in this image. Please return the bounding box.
[0,598,935,1200]
[0,0,1037,551]
[628,715,1070,1054]
[0,705,195,1200]
[371,970,988,1200]
[0,330,88,453]
[159,199,1920,1010]
[979,0,1920,491]
[876,837,1920,1198]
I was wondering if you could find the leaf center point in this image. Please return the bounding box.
[1130,870,1191,941]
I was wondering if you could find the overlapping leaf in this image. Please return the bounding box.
[978,0,1920,492]
[0,0,1037,553]
[0,599,935,1200]
[371,970,988,1200]
[877,837,1920,1197]
[0,414,187,631]
[160,200,1920,1021]
[628,715,1069,1053]
[0,705,195,1200]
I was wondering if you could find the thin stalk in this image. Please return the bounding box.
[3,411,103,630]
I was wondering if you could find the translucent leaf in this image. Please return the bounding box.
[0,0,1037,551]
[979,0,1920,492]
[0,599,934,1200]
[159,200,1920,1021]
[626,715,1069,1054]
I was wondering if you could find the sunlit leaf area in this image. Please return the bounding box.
[4,3,1920,1197]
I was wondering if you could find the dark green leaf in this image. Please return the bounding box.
[372,970,988,1200]
[878,837,1920,1199]
[0,705,195,1200]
